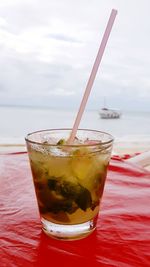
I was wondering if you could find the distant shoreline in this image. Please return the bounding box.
[1,104,98,113]
[0,104,150,114]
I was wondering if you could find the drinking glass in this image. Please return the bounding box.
[25,129,113,240]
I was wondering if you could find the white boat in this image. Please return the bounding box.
[99,107,121,119]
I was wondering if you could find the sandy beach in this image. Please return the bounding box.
[1,135,150,171]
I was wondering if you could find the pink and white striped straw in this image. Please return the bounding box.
[67,9,117,144]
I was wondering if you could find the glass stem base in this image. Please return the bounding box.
[41,217,97,240]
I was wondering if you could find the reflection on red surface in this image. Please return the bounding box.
[0,153,150,267]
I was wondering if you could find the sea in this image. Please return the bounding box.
[0,106,150,143]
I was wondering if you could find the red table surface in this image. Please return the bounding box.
[0,153,150,267]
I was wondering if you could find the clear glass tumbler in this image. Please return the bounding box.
[25,129,113,240]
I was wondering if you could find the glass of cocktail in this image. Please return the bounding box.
[25,128,113,240]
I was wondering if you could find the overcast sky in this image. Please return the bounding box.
[0,0,150,111]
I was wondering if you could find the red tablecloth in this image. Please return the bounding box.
[0,153,150,267]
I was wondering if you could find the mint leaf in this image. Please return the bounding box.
[47,177,92,212]
[57,139,65,145]
[76,186,92,211]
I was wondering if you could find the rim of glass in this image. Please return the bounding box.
[25,128,114,147]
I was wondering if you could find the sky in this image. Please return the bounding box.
[0,0,150,111]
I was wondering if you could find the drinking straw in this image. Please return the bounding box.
[67,9,117,144]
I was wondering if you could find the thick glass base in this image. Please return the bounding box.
[41,216,97,240]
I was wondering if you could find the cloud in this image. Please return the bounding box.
[0,0,150,111]
[45,88,75,96]
[0,16,7,27]
[46,33,80,44]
